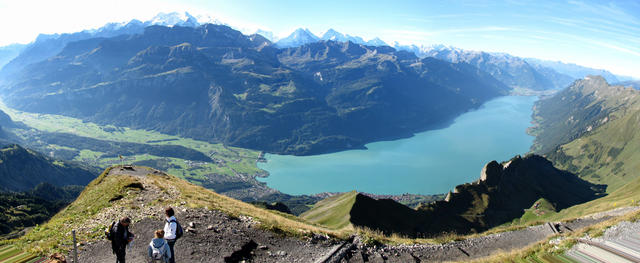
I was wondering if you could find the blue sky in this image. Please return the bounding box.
[0,0,638,78]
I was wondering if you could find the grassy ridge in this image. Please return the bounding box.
[12,167,139,254]
[548,106,640,191]
[300,191,358,230]
[11,167,343,256]
[531,76,640,191]
[512,198,557,225]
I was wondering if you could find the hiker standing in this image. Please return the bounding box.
[110,217,134,263]
[163,207,182,263]
[148,229,171,263]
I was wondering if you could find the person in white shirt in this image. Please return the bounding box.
[163,207,178,263]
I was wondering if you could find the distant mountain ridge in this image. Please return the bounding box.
[2,13,627,93]
[274,28,320,48]
[0,24,508,155]
[0,44,26,69]
[274,28,387,48]
[404,45,574,90]
[0,144,96,191]
[524,58,621,84]
[0,12,215,78]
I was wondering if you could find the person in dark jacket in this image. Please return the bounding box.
[111,217,134,263]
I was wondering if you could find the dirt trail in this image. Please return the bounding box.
[338,206,640,263]
[71,166,336,263]
[70,166,640,262]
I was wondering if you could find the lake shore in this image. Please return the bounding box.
[258,95,538,195]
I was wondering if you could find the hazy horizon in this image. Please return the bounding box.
[0,0,638,79]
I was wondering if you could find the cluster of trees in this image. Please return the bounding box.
[0,183,82,237]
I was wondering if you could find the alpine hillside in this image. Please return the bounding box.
[531,76,640,191]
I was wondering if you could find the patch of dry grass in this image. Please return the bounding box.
[146,172,349,239]
[459,208,640,262]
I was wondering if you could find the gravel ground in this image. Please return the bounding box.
[69,167,336,263]
[339,206,640,262]
[75,208,336,263]
[565,207,640,259]
[67,167,640,263]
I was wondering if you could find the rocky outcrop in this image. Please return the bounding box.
[479,160,503,185]
[416,154,606,235]
[304,154,604,238]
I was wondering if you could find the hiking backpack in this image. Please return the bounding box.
[168,218,184,240]
[105,221,116,240]
[150,241,166,260]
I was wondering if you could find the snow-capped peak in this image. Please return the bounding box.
[148,11,199,27]
[321,29,346,41]
[254,29,276,42]
[275,28,319,48]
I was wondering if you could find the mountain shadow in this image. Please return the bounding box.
[303,154,605,237]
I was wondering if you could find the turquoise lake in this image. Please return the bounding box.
[257,96,537,195]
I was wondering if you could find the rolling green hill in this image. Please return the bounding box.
[532,76,640,191]
[491,76,640,262]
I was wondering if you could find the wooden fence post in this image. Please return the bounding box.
[72,230,78,263]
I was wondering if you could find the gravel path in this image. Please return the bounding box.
[70,166,336,263]
[565,209,640,262]
[340,206,640,262]
[75,208,336,263]
[68,166,640,262]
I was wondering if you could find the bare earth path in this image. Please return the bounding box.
[337,206,640,263]
[69,166,639,262]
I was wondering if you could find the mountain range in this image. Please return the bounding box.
[524,57,621,83]
[409,45,574,90]
[274,28,387,48]
[0,23,509,155]
[0,12,218,79]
